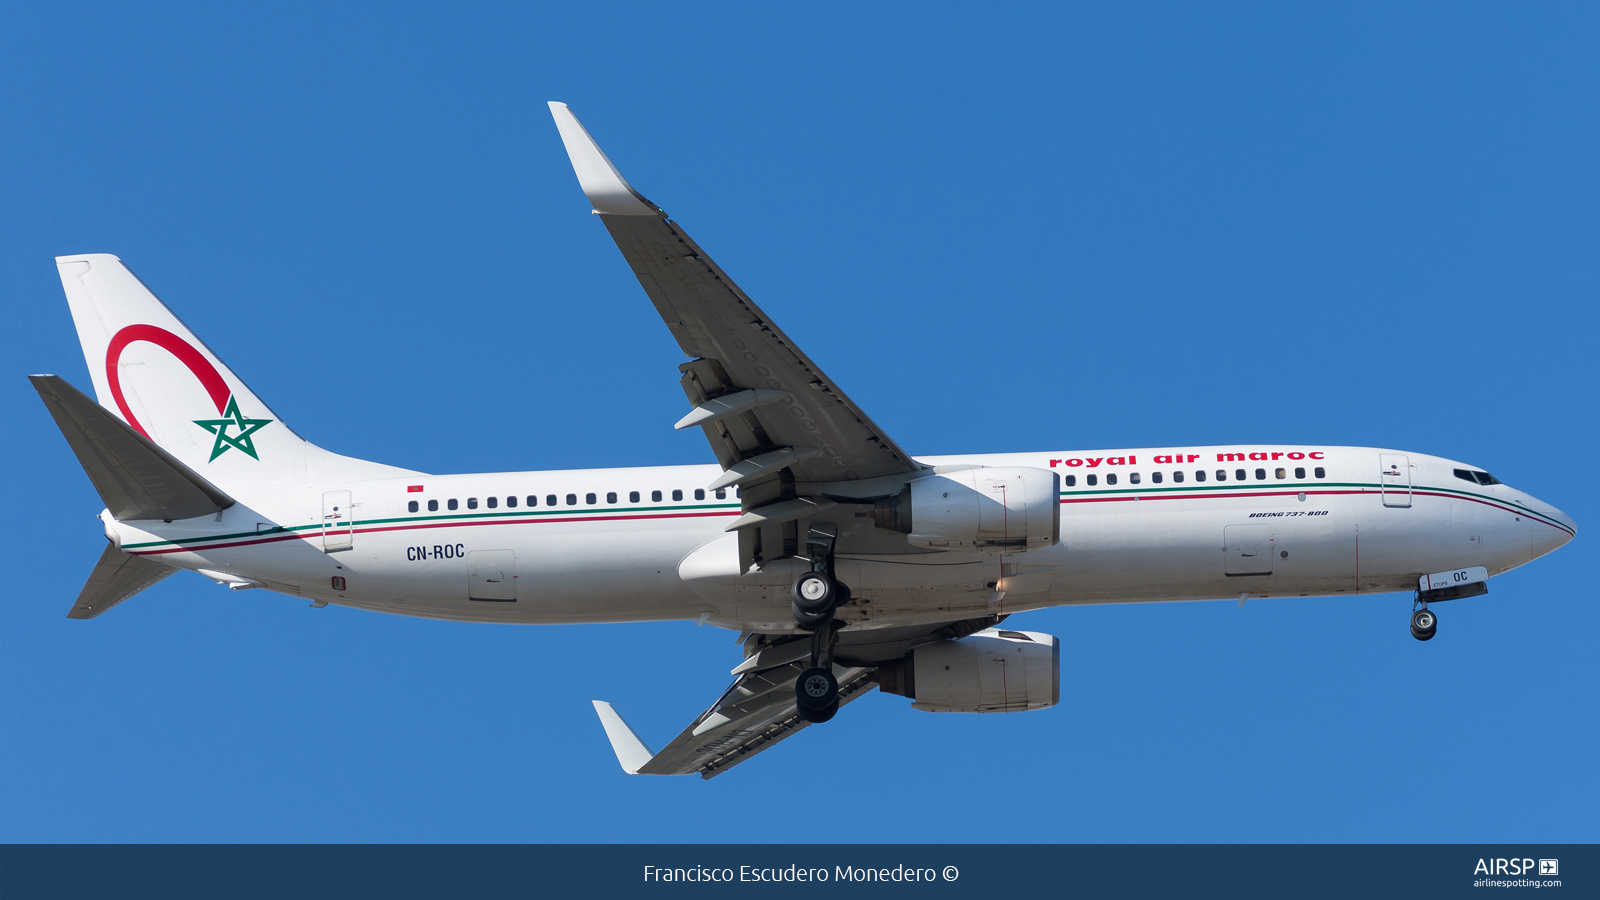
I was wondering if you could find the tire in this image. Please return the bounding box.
[792,572,835,615]
[791,601,831,630]
[798,699,838,723]
[795,666,838,710]
[1410,608,1437,642]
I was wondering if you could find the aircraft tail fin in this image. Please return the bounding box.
[71,541,178,619]
[31,374,235,522]
[53,254,418,490]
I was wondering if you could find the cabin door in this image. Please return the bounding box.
[321,490,353,553]
[1379,453,1412,508]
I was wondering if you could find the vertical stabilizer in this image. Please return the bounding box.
[55,254,417,489]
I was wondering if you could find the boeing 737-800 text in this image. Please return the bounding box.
[31,102,1575,778]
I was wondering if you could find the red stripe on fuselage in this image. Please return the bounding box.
[126,509,741,555]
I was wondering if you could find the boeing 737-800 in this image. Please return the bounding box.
[31,102,1575,779]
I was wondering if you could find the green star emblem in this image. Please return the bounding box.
[193,395,273,461]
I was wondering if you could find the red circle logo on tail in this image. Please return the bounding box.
[105,324,272,460]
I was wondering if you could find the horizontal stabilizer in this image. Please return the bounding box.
[71,541,178,619]
[31,374,235,521]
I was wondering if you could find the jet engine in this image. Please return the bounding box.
[877,629,1059,713]
[873,467,1060,552]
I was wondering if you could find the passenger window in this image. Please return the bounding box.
[486,497,497,509]
[1129,473,1140,485]
[694,489,706,500]
[1087,474,1098,486]
[1151,472,1162,484]
[1294,467,1305,479]
[1314,467,1326,479]
[715,489,726,499]
[1254,469,1266,480]
[506,496,517,508]
[1064,475,1076,487]
[586,493,597,505]
[672,489,683,501]
[467,498,478,509]
[1216,470,1226,482]
[565,494,577,506]
[448,499,459,510]
[606,492,617,503]
[408,500,418,513]
[630,491,640,503]
[1174,471,1184,483]
[652,490,662,502]
[1107,473,1118,486]
[1236,469,1247,481]
[428,499,439,511]
[546,494,557,507]
[1194,470,1205,482]
[1275,468,1286,480]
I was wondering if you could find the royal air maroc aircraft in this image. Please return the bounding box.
[32,102,1576,779]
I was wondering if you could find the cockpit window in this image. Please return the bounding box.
[1454,469,1476,484]
[1455,468,1500,486]
[1475,471,1500,486]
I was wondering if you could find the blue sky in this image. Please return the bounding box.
[2,3,1595,842]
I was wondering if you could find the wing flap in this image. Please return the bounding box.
[598,214,919,483]
[625,663,877,779]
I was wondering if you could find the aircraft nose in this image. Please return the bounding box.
[1526,497,1575,557]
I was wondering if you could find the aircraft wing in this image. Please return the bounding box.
[593,659,878,780]
[548,103,923,496]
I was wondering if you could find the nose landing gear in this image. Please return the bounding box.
[1410,605,1437,642]
[792,523,845,722]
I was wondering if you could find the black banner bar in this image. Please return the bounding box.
[1,844,1592,899]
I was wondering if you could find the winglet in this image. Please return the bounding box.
[591,700,655,775]
[548,102,660,216]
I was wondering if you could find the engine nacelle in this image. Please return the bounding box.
[874,466,1060,552]
[878,629,1059,713]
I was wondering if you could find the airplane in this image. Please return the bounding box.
[31,102,1575,780]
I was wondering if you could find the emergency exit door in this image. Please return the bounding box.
[322,490,353,553]
[1379,453,1412,508]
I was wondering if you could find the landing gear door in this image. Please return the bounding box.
[1379,453,1412,508]
[321,490,353,553]
[1224,524,1273,576]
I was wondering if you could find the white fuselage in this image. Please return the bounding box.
[104,444,1574,633]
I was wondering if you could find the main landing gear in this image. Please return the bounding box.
[1410,603,1438,642]
[793,523,845,723]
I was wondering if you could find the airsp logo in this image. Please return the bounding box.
[1473,858,1553,876]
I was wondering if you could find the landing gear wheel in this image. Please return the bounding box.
[795,666,838,711]
[792,572,835,614]
[792,602,832,629]
[1410,608,1437,642]
[797,699,838,723]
